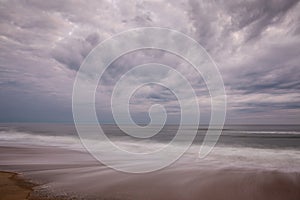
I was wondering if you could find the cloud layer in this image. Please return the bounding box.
[0,0,299,123]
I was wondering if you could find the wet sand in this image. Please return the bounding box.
[1,169,300,200]
[1,145,300,200]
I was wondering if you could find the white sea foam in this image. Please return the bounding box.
[237,130,300,135]
[0,130,83,150]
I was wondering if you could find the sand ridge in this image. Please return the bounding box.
[0,171,36,200]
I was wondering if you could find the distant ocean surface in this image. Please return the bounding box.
[1,123,300,149]
[0,123,300,199]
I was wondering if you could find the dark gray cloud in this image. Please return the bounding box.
[229,44,300,94]
[226,0,299,40]
[0,0,299,123]
[51,32,100,71]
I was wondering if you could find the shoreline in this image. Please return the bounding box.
[1,144,300,200]
[2,169,300,200]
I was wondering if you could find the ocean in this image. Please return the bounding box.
[0,123,300,199]
[1,123,300,148]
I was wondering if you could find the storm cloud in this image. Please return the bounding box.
[0,0,299,124]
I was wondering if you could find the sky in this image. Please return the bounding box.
[0,0,299,124]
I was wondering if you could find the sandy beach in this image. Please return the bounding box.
[0,171,35,200]
[0,171,76,200]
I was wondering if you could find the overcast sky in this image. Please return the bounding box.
[0,0,299,124]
